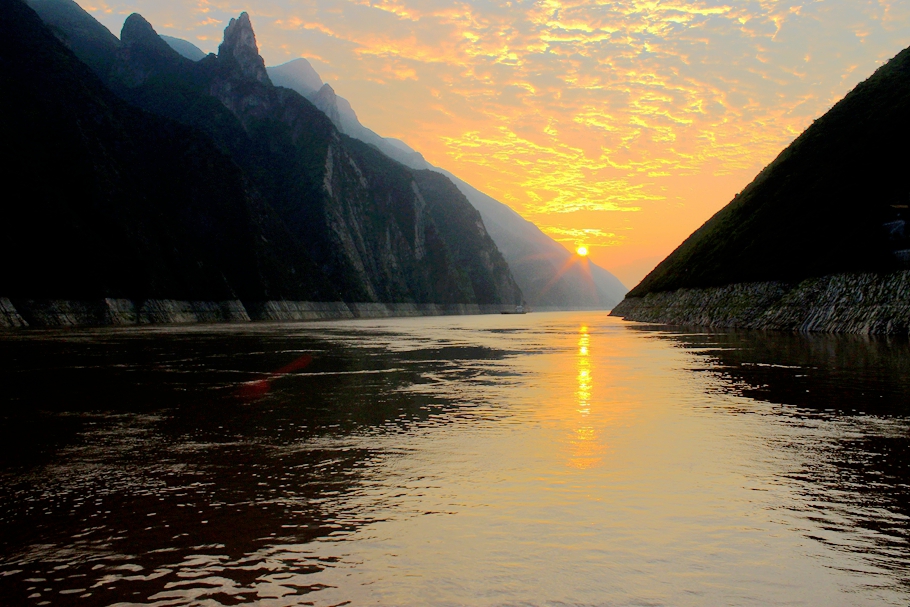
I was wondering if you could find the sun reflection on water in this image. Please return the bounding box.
[3,315,910,605]
[570,324,603,469]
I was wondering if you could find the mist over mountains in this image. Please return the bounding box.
[262,55,628,309]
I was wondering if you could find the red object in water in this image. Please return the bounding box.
[237,354,313,401]
[274,354,314,375]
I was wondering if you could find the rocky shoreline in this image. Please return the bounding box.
[0,298,515,328]
[610,270,910,334]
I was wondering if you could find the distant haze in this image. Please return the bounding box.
[85,1,910,286]
[159,34,204,61]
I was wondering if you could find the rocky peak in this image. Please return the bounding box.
[218,12,271,85]
[115,13,184,87]
[120,13,170,53]
[312,82,337,104]
[311,83,342,126]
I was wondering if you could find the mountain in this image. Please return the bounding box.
[160,34,206,61]
[268,57,323,96]
[434,169,628,308]
[267,62,628,309]
[26,0,120,79]
[2,0,337,320]
[627,45,910,297]
[7,0,523,325]
[611,44,910,333]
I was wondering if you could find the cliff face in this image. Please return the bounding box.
[437,173,628,309]
[116,11,520,306]
[207,14,519,304]
[5,1,522,326]
[268,57,628,309]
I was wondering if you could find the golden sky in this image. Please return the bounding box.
[84,0,910,286]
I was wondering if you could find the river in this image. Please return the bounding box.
[1,312,908,606]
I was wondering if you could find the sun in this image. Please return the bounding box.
[576,245,589,257]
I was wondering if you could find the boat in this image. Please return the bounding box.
[501,305,528,314]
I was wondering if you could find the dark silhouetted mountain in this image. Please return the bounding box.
[628,45,910,298]
[160,34,206,61]
[25,0,120,78]
[272,59,627,308]
[218,12,270,85]
[410,169,526,304]
[2,0,336,304]
[27,2,522,306]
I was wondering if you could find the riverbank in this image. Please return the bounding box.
[0,298,502,328]
[610,270,910,334]
[0,298,611,328]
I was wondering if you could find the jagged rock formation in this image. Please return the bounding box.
[6,0,522,326]
[310,83,344,129]
[268,59,628,309]
[612,42,910,332]
[218,12,270,85]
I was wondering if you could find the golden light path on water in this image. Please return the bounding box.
[292,313,910,605]
[1,312,909,605]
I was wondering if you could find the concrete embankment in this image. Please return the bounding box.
[0,298,546,328]
[610,270,910,334]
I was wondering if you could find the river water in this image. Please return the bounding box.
[1,312,908,606]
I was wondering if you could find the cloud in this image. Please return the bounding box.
[537,226,623,248]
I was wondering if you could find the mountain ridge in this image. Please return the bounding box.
[6,0,523,325]
[2,0,339,311]
[264,55,628,308]
[624,45,910,298]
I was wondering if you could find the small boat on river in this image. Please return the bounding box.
[501,305,528,314]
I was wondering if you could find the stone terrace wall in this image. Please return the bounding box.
[0,298,530,328]
[610,271,910,334]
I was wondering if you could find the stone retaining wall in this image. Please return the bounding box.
[610,271,910,334]
[0,298,569,328]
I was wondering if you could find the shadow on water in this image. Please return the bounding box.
[0,325,509,606]
[650,327,910,414]
[636,325,910,589]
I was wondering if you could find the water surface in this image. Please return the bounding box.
[1,312,908,606]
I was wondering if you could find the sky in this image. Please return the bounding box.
[83,0,910,287]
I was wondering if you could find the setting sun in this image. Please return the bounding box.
[576,246,589,257]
